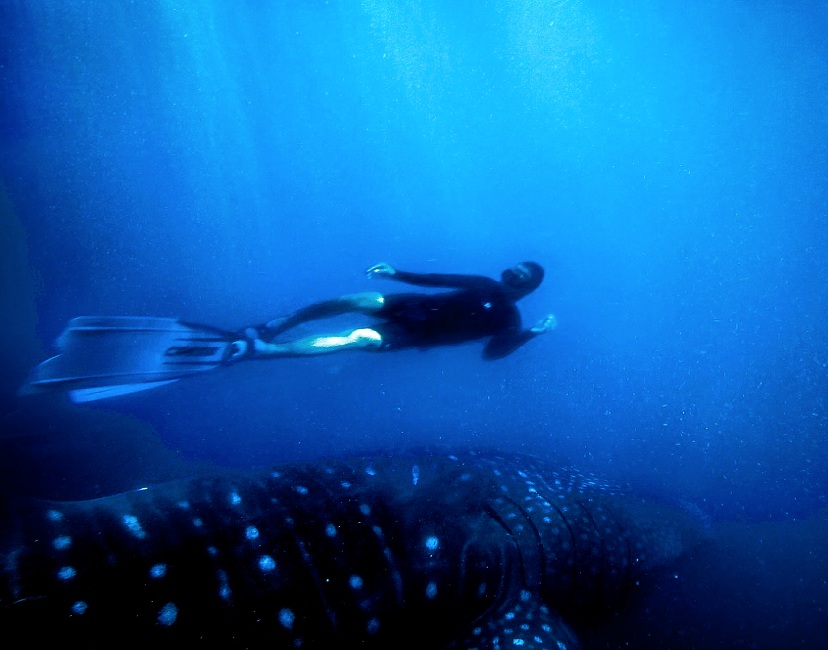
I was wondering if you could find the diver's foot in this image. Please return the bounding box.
[226,327,270,362]
[226,339,250,362]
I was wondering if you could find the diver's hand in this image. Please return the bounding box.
[365,262,397,278]
[530,313,558,334]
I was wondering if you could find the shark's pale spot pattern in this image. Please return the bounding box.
[0,449,696,647]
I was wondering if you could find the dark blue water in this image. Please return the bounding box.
[1,1,826,647]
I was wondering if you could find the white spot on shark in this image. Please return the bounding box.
[278,608,295,629]
[150,563,167,579]
[217,569,231,600]
[425,581,438,599]
[57,566,76,581]
[158,602,177,626]
[122,514,146,539]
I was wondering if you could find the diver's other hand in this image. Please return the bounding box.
[530,313,558,334]
[365,262,397,278]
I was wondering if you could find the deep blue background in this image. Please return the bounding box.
[1,2,826,647]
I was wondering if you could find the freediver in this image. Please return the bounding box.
[229,261,557,361]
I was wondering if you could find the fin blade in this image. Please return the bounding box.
[21,316,237,399]
[69,379,180,403]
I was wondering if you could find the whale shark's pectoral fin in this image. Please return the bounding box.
[452,591,582,650]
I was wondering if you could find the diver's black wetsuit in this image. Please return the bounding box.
[373,270,539,359]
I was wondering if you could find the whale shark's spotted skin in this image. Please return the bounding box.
[0,449,697,648]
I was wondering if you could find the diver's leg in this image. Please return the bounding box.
[253,327,383,358]
[262,292,386,338]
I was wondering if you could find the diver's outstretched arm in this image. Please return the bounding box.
[365,262,497,289]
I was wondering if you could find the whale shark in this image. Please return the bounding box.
[0,448,701,648]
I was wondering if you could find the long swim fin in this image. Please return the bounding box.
[20,316,239,403]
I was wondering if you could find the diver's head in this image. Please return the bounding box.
[501,261,544,298]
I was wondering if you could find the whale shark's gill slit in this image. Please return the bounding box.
[295,533,339,630]
[479,504,517,614]
[543,497,579,600]
[591,500,636,609]
[491,495,546,591]
[573,497,607,610]
[457,535,507,626]
[267,474,341,634]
